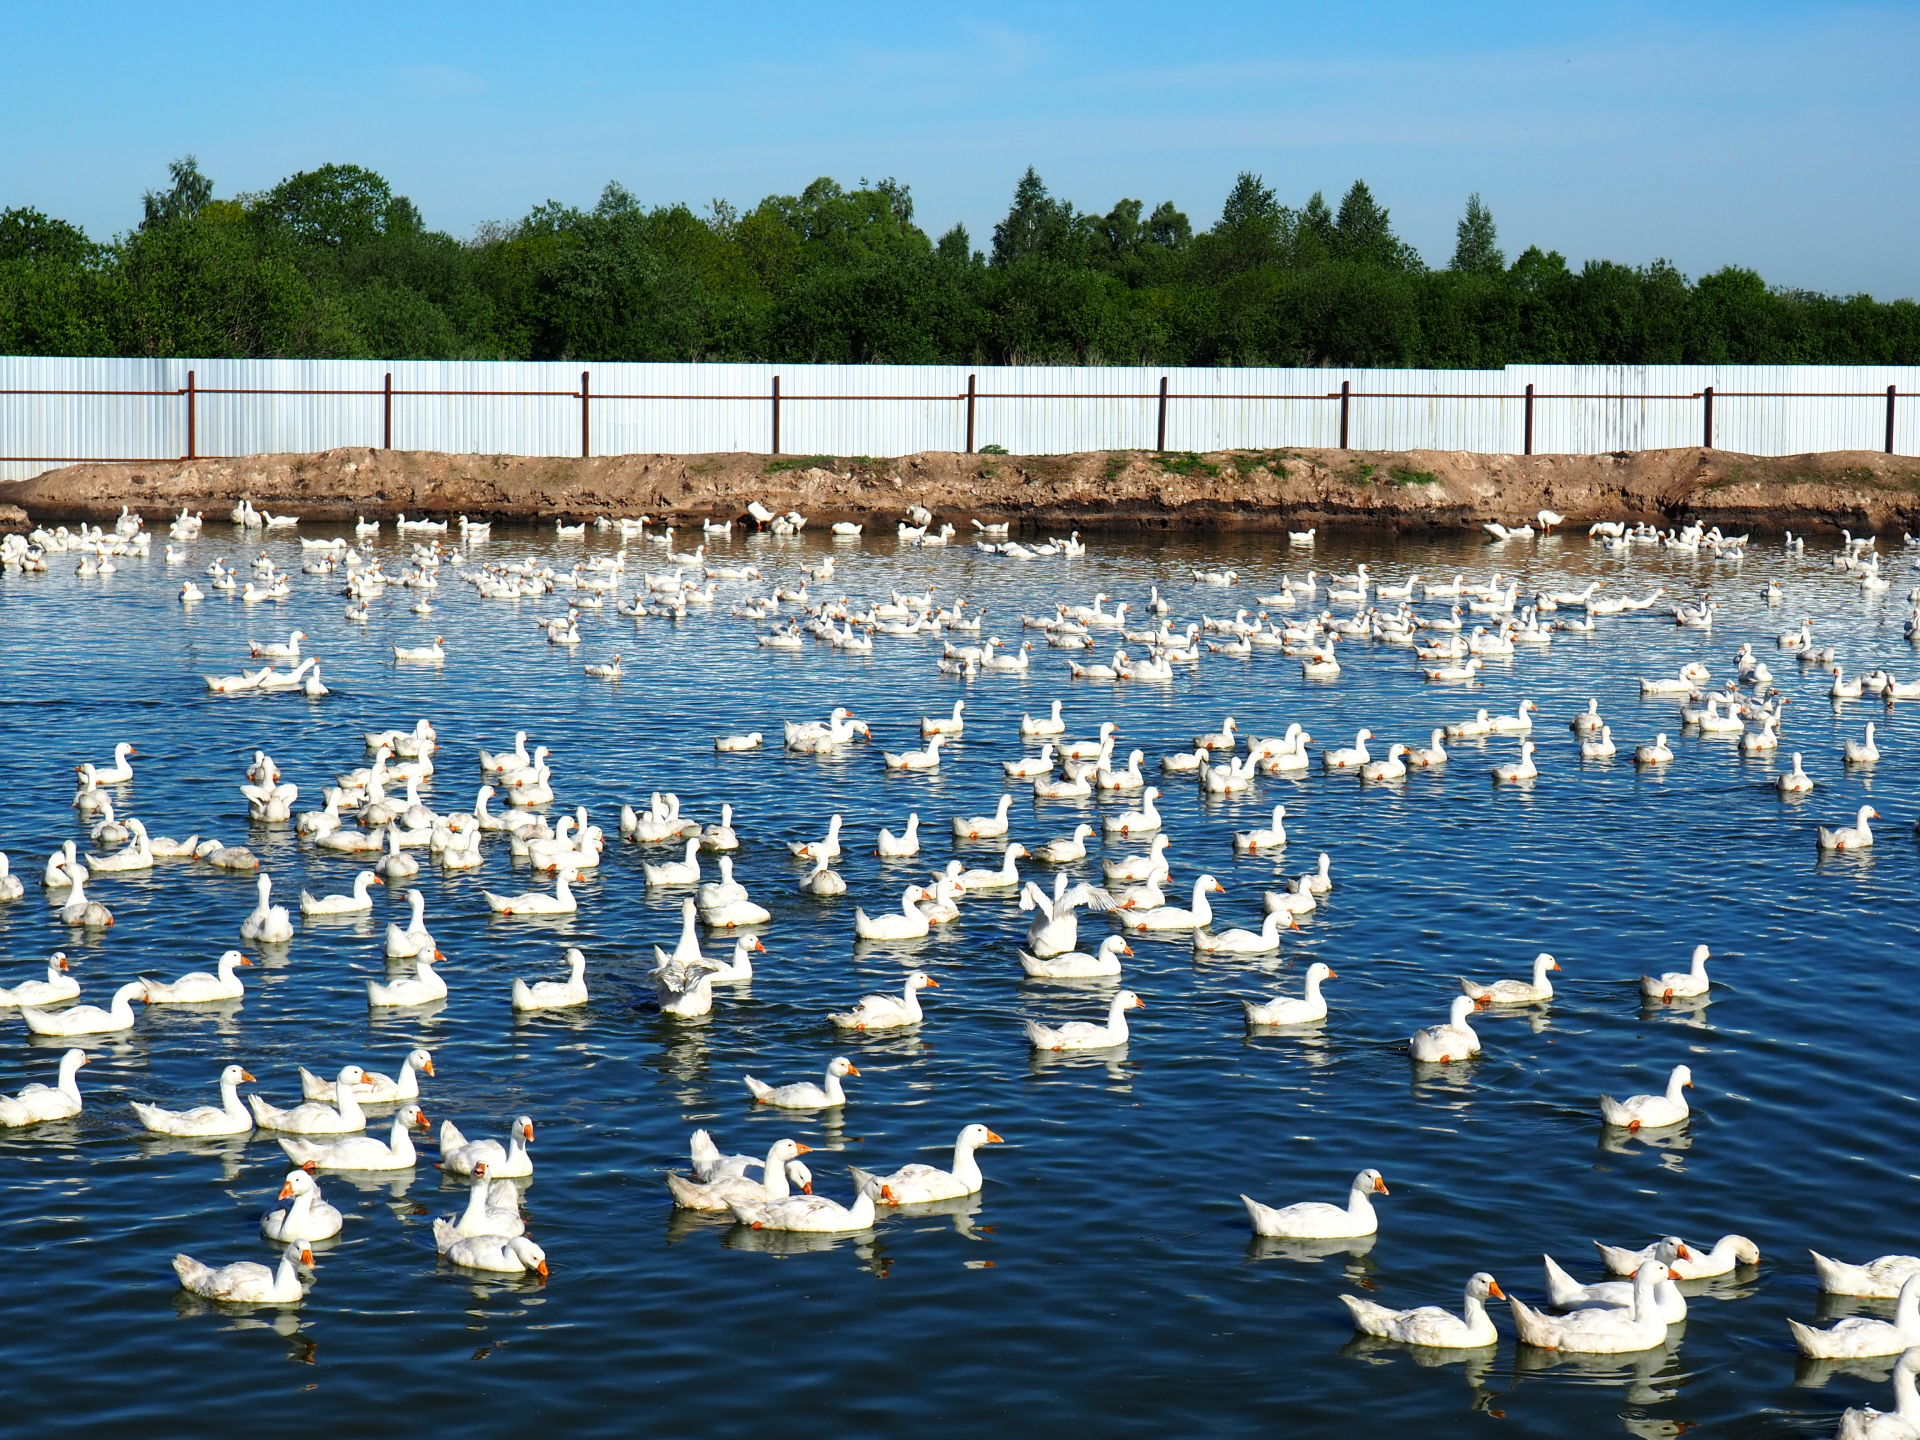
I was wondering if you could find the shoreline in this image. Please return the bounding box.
[4,444,1919,535]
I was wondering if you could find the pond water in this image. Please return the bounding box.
[1,516,1916,1439]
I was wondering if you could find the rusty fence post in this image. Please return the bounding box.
[965,373,976,454]
[1338,380,1351,449]
[1888,385,1898,455]
[771,374,781,455]
[184,369,197,459]
[1523,383,1535,455]
[1155,376,1168,452]
[1702,386,1715,449]
[580,370,591,458]
[382,372,393,449]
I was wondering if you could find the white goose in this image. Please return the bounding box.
[249,1066,368,1133]
[1242,963,1336,1025]
[1409,995,1482,1063]
[875,813,922,858]
[300,1048,434,1105]
[1600,1064,1693,1131]
[384,888,435,958]
[1021,700,1066,737]
[1790,1274,1920,1358]
[1233,805,1289,854]
[367,953,448,1008]
[440,1115,536,1178]
[0,1048,89,1126]
[131,1064,255,1136]
[173,1242,311,1305]
[853,886,932,941]
[1509,1260,1672,1353]
[953,794,1015,840]
[1117,874,1221,932]
[1103,787,1163,837]
[299,871,383,915]
[830,971,939,1030]
[1641,943,1711,1001]
[1813,1252,1920,1299]
[1600,1233,1760,1279]
[1461,952,1559,1006]
[1019,934,1131,979]
[1242,1168,1388,1238]
[850,1123,1005,1204]
[1819,804,1879,851]
[141,950,250,1003]
[729,1179,882,1233]
[744,1056,860,1108]
[1543,1237,1691,1322]
[484,867,579,915]
[797,854,846,897]
[667,1137,813,1210]
[512,948,588,1010]
[0,953,78,1008]
[278,1103,428,1171]
[261,1169,344,1242]
[1341,1273,1504,1349]
[239,874,294,942]
[1023,989,1143,1050]
[23,981,144,1037]
[1777,752,1816,793]
[1193,910,1289,955]
[882,735,945,771]
[1034,823,1096,864]
[1322,729,1374,769]
[788,814,844,861]
[1834,1346,1920,1437]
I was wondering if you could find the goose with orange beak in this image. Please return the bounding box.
[1242,1168,1389,1239]
[436,1232,549,1278]
[130,1063,255,1136]
[1341,1273,1504,1347]
[849,1123,1005,1204]
[440,1115,536,1177]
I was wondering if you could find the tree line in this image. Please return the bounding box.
[1,158,1913,367]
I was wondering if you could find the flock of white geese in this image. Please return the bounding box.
[4,501,1920,1434]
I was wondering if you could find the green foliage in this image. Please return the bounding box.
[978,443,1009,455]
[765,454,834,472]
[1160,451,1219,478]
[0,156,1914,366]
[1388,466,1439,486]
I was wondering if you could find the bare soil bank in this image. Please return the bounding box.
[6,445,1920,534]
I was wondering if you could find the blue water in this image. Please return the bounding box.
[2,520,1917,1439]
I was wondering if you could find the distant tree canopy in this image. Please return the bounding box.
[1,158,1914,365]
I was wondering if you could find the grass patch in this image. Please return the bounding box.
[1159,451,1220,479]
[765,454,834,473]
[1348,462,1377,484]
[978,443,1009,455]
[1102,452,1129,485]
[1240,449,1295,477]
[1388,466,1439,486]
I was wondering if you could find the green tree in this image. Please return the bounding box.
[141,156,215,229]
[1449,193,1503,276]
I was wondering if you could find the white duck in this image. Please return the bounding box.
[1193,910,1290,955]
[55,870,113,928]
[1242,963,1336,1025]
[1634,734,1675,766]
[23,981,145,1037]
[299,871,383,915]
[788,813,844,861]
[0,1048,89,1126]
[1777,752,1816,793]
[0,953,78,1008]
[1242,1168,1388,1238]
[437,1162,527,1238]
[798,854,846,897]
[1600,1064,1693,1131]
[1102,786,1163,837]
[1019,935,1131,980]
[173,1242,311,1305]
[1845,722,1882,765]
[850,1123,1004,1204]
[1461,952,1559,1006]
[1509,1260,1672,1353]
[384,888,435,958]
[728,1179,882,1233]
[1789,1274,1920,1358]
[278,1103,428,1171]
[1021,700,1066,737]
[875,813,921,858]
[744,1055,861,1108]
[1814,1253,1920,1299]
[1023,989,1143,1050]
[1341,1272,1504,1349]
[261,1168,345,1242]
[141,950,250,1003]
[131,1064,255,1136]
[1835,1346,1920,1438]
[952,794,1015,840]
[249,1067,369,1133]
[1034,823,1096,864]
[830,971,938,1030]
[1600,1233,1760,1279]
[440,1115,535,1177]
[883,734,946,771]
[1117,874,1221,932]
[954,843,1026,892]
[667,1137,813,1210]
[1322,729,1374,769]
[1409,995,1482,1063]
[239,874,294,942]
[512,948,588,1010]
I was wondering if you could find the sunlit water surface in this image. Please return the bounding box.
[2,520,1917,1439]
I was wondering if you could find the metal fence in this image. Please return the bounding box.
[2,358,1916,481]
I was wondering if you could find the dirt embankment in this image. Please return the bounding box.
[5,445,1920,534]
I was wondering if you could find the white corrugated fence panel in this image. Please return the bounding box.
[4,359,1919,480]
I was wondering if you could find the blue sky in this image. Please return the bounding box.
[4,1,1914,297]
